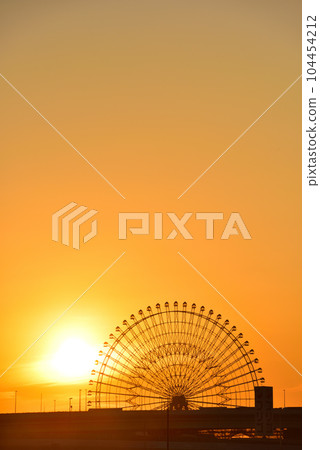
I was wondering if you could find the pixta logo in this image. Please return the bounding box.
[118,212,251,240]
[52,202,98,250]
[52,206,251,251]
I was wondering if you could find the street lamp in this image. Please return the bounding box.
[14,391,17,413]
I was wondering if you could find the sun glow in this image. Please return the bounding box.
[50,337,97,380]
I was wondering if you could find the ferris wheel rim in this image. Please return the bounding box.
[89,302,264,411]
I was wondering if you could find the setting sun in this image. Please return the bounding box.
[50,337,96,380]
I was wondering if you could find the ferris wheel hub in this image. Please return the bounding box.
[170,395,188,411]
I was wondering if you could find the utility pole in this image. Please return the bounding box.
[69,397,73,412]
[14,391,17,413]
[166,408,170,450]
[40,393,42,413]
[54,400,56,412]
[79,390,81,412]
[283,390,286,408]
[85,389,87,411]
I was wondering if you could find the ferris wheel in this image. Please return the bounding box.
[88,302,264,410]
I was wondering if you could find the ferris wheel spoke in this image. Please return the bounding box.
[217,358,258,382]
[203,348,248,383]
[103,353,170,397]
[185,353,250,396]
[108,337,150,374]
[94,380,138,392]
[197,360,242,391]
[206,335,237,369]
[218,372,259,390]
[181,328,209,379]
[142,319,165,357]
[112,335,174,393]
[211,343,248,376]
[185,322,228,383]
[109,374,169,399]
[132,399,168,409]
[99,373,164,398]
[99,359,142,386]
[105,350,150,381]
[220,388,255,396]
[191,314,211,358]
[193,365,243,396]
[129,393,167,400]
[191,399,230,407]
[121,327,150,364]
[189,379,226,398]
[180,349,222,395]
[99,391,139,398]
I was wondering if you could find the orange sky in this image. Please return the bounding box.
[0,0,301,413]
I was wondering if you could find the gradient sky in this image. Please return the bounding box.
[0,0,301,413]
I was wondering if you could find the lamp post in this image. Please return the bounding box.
[14,391,17,413]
